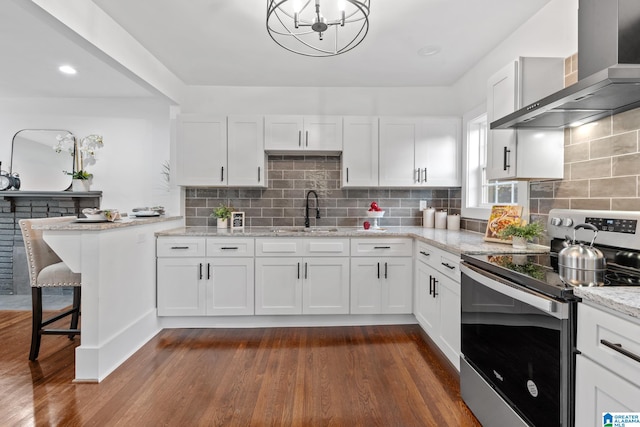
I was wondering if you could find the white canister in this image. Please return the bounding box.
[423,207,435,228]
[447,214,460,231]
[435,210,448,229]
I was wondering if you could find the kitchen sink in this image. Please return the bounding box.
[270,227,340,234]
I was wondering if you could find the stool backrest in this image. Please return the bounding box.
[19,217,76,287]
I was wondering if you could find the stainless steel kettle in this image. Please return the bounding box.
[558,223,606,286]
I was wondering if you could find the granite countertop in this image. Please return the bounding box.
[573,287,640,320]
[156,225,549,256]
[31,215,183,231]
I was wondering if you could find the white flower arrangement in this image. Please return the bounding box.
[54,134,104,180]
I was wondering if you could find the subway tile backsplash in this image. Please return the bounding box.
[185,155,461,228]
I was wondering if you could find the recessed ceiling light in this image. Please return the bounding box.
[417,46,441,57]
[59,65,77,75]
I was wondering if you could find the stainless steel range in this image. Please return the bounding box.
[460,209,640,427]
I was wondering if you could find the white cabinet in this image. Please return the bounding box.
[342,116,379,187]
[575,303,640,427]
[176,115,266,187]
[176,114,227,186]
[379,117,461,187]
[413,241,461,370]
[350,238,413,314]
[254,238,350,315]
[157,237,255,316]
[264,115,342,153]
[486,57,565,181]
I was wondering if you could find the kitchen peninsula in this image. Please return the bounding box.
[32,215,182,382]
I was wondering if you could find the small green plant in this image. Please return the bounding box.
[64,170,93,180]
[498,221,545,241]
[211,204,233,220]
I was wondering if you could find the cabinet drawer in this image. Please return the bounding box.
[578,303,640,385]
[415,241,437,268]
[256,238,302,256]
[303,238,349,256]
[351,238,413,257]
[206,238,254,257]
[415,240,460,280]
[157,237,206,257]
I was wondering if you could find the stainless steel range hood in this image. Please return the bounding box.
[492,0,640,129]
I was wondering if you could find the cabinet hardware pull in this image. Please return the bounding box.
[258,166,261,183]
[384,262,388,279]
[199,263,203,280]
[423,168,427,182]
[220,247,239,250]
[420,251,430,257]
[432,278,438,297]
[429,276,433,295]
[170,246,189,250]
[503,146,511,171]
[346,167,349,183]
[297,262,300,279]
[305,262,308,279]
[441,262,456,270]
[305,130,309,147]
[207,263,211,280]
[298,130,302,147]
[377,262,380,279]
[415,168,420,183]
[374,246,391,249]
[221,166,224,182]
[600,339,640,363]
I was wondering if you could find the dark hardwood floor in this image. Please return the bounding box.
[0,309,480,426]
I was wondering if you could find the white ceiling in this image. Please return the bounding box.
[1,0,554,97]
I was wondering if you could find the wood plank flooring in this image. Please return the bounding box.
[0,309,480,426]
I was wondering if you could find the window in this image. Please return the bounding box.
[462,106,528,220]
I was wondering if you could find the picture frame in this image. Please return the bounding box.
[231,211,245,230]
[483,205,523,243]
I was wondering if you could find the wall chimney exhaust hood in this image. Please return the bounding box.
[491,0,640,130]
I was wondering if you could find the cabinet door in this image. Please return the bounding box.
[414,260,439,335]
[303,116,342,152]
[350,258,382,314]
[342,116,379,187]
[264,115,303,151]
[207,258,254,316]
[157,258,206,316]
[575,355,640,427]
[486,61,518,181]
[302,257,349,315]
[381,257,413,314]
[435,274,461,370]
[419,118,461,187]
[227,116,266,187]
[176,114,227,186]
[255,257,302,315]
[379,117,418,186]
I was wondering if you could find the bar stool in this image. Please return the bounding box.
[19,216,81,361]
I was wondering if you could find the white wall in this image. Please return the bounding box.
[0,97,180,215]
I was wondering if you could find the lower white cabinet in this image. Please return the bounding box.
[413,241,461,370]
[575,303,640,427]
[350,257,413,314]
[157,237,254,316]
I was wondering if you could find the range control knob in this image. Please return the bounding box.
[562,218,574,227]
[550,217,562,226]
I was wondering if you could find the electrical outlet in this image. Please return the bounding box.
[419,200,427,210]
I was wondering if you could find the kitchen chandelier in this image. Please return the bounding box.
[266,0,370,57]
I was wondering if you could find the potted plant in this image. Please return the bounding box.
[211,204,233,229]
[55,133,104,192]
[498,220,544,249]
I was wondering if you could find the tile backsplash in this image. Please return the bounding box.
[185,156,461,228]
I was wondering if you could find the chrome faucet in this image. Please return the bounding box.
[305,190,320,228]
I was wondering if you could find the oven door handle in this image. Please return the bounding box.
[460,263,569,320]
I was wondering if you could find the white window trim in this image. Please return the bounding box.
[462,104,529,221]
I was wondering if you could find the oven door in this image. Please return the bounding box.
[460,262,574,427]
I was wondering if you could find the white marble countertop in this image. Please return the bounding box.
[155,225,549,255]
[31,215,183,231]
[573,287,640,320]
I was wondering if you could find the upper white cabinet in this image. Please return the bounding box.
[486,57,565,181]
[342,116,379,187]
[265,115,342,153]
[176,114,227,186]
[379,117,461,187]
[176,115,266,187]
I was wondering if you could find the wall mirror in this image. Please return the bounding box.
[10,129,74,191]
